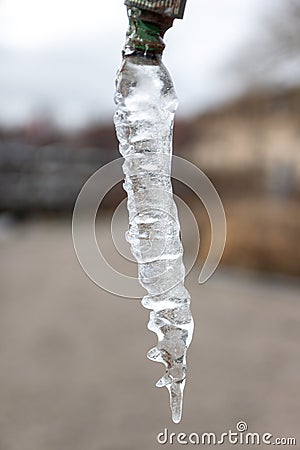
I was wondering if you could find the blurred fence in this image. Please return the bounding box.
[0,139,118,211]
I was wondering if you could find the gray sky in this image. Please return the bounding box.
[0,0,295,128]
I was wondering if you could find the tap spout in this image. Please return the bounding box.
[123,0,187,56]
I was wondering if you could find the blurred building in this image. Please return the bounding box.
[0,123,119,212]
[186,86,300,197]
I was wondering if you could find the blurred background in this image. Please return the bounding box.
[0,1,299,449]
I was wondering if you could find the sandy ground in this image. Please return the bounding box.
[0,217,299,450]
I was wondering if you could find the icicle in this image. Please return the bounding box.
[114,56,194,423]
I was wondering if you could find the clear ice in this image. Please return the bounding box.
[114,55,194,423]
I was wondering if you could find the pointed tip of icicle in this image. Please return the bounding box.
[172,413,182,424]
[167,381,185,424]
[171,395,182,423]
[155,378,183,422]
[170,395,183,424]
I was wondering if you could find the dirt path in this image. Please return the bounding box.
[0,219,299,450]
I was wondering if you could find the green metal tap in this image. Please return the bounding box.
[124,0,187,56]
